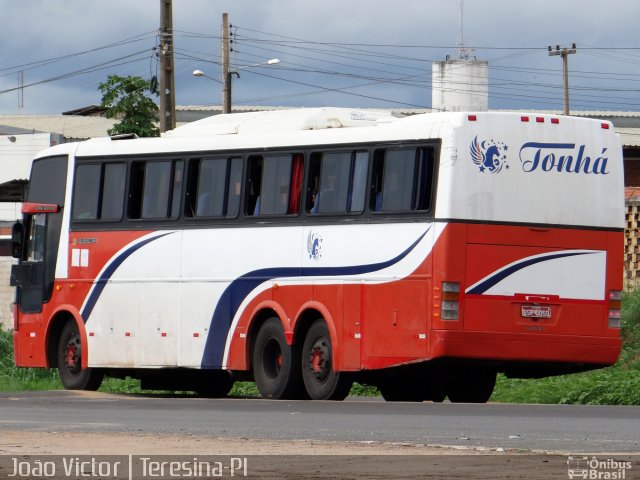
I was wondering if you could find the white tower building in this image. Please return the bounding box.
[432,50,489,112]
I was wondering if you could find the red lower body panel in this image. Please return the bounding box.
[431,330,621,365]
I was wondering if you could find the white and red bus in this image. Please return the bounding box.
[10,108,624,401]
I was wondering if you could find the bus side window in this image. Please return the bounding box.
[349,151,368,212]
[306,154,321,214]
[307,150,367,215]
[246,156,263,216]
[260,155,292,215]
[72,164,101,220]
[226,157,243,217]
[129,160,183,220]
[170,161,184,219]
[196,158,227,217]
[101,163,127,221]
[370,151,385,212]
[246,154,300,217]
[382,149,416,211]
[186,157,243,218]
[128,161,145,219]
[141,161,172,219]
[183,159,201,217]
[414,147,435,211]
[72,163,126,222]
[370,147,435,213]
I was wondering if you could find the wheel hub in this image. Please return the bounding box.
[64,335,81,374]
[308,339,330,381]
[263,338,283,380]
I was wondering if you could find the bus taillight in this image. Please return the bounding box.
[608,290,622,329]
[441,282,460,320]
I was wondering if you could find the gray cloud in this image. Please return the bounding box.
[1,0,639,113]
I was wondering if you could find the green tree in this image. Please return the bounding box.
[99,75,160,137]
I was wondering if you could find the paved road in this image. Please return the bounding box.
[0,391,638,453]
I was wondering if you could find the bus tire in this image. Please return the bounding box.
[195,371,234,398]
[57,321,103,391]
[301,319,352,400]
[379,382,423,402]
[379,380,446,402]
[252,317,304,399]
[445,368,496,403]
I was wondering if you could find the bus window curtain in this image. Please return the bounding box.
[288,154,304,214]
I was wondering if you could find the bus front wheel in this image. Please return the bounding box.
[57,321,103,391]
[301,319,352,400]
[252,317,304,399]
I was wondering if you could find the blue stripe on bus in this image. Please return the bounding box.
[201,227,431,368]
[81,233,174,323]
[465,251,594,295]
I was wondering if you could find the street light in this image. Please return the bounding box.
[193,58,280,114]
[192,69,222,83]
[225,58,280,114]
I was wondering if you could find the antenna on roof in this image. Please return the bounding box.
[457,0,473,61]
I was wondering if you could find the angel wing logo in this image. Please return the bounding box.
[470,136,509,173]
[307,231,323,260]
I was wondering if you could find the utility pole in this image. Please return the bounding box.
[18,71,24,113]
[159,0,176,132]
[548,43,577,116]
[221,12,231,114]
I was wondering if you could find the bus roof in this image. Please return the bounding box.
[163,107,401,138]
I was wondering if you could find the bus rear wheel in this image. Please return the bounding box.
[379,380,446,402]
[301,320,352,400]
[445,368,496,403]
[57,321,103,391]
[195,371,234,397]
[252,317,304,399]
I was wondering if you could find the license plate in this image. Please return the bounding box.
[521,305,552,319]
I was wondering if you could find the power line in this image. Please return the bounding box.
[0,31,157,78]
[0,49,154,96]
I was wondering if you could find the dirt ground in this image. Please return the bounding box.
[0,430,487,455]
[0,431,592,480]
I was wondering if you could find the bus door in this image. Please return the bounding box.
[11,156,68,315]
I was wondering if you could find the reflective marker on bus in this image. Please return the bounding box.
[9,108,624,402]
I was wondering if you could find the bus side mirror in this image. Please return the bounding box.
[11,221,23,259]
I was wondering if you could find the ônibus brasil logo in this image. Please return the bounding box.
[470,136,509,173]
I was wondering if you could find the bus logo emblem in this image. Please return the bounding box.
[470,136,509,173]
[307,232,323,260]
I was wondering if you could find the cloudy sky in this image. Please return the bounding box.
[1,0,639,114]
